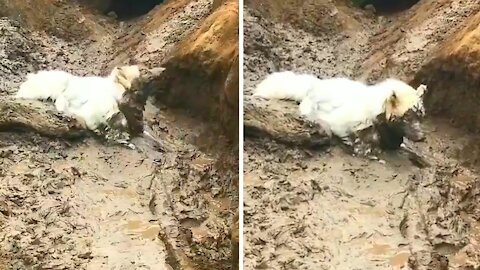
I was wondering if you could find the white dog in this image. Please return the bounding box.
[15,65,141,145]
[253,71,427,159]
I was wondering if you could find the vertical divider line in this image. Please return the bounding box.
[238,0,245,269]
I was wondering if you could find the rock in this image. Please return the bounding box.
[364,4,376,13]
[106,11,118,19]
[0,0,103,41]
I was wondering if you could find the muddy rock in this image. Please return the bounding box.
[407,7,480,168]
[245,0,365,35]
[231,212,239,270]
[221,50,240,141]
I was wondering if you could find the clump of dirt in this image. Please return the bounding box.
[244,0,480,269]
[0,0,238,269]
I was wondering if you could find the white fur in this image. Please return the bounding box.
[108,65,141,100]
[372,78,422,120]
[15,70,74,100]
[253,71,321,101]
[54,76,122,130]
[299,78,392,137]
[255,71,423,139]
[15,65,140,131]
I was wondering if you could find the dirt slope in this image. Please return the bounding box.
[0,0,238,269]
[244,0,480,269]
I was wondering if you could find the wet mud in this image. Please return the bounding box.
[244,0,480,269]
[0,0,238,269]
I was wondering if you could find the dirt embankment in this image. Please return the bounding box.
[106,0,239,143]
[0,0,238,269]
[244,0,480,269]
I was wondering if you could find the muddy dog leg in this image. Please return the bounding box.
[342,129,385,162]
[103,111,137,149]
[103,126,136,149]
[316,118,333,138]
[352,137,379,160]
[90,119,136,150]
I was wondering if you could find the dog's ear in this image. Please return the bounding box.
[108,67,120,78]
[109,66,132,90]
[385,92,398,121]
[119,65,140,81]
[416,84,427,97]
[117,65,141,90]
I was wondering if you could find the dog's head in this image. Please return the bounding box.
[382,79,427,142]
[109,65,141,91]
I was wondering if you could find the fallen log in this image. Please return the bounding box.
[0,96,86,138]
[243,96,331,147]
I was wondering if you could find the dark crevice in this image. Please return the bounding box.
[108,0,164,20]
[354,0,420,14]
[82,0,164,20]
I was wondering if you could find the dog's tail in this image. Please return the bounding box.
[253,71,319,102]
[16,70,73,100]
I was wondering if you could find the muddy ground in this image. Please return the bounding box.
[0,0,238,269]
[244,0,480,269]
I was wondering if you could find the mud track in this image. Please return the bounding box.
[0,0,238,269]
[244,1,480,269]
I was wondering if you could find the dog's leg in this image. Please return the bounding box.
[316,118,333,138]
[352,137,374,158]
[117,140,136,150]
[104,126,136,150]
[350,134,386,163]
[340,134,365,157]
[340,135,354,147]
[72,116,87,130]
[55,95,68,112]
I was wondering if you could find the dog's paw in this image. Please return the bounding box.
[116,140,136,150]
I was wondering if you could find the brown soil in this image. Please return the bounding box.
[0,0,238,269]
[244,0,480,269]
